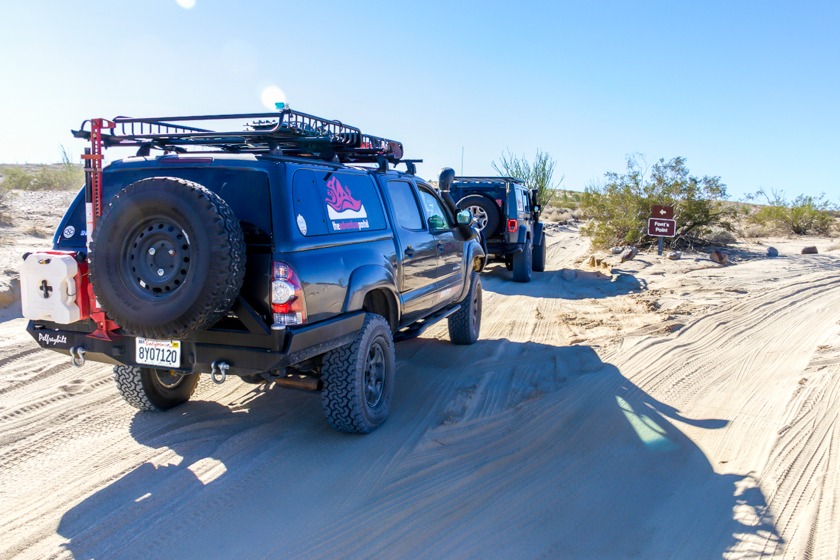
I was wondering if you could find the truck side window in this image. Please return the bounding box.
[387,181,424,231]
[516,189,526,213]
[418,189,451,229]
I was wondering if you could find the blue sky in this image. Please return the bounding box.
[1,0,837,201]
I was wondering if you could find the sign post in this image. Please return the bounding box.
[647,205,676,255]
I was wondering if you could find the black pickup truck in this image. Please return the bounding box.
[20,110,485,433]
[451,176,545,282]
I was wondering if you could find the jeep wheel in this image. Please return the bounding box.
[113,365,199,411]
[532,232,546,272]
[458,194,500,235]
[512,240,533,282]
[320,315,395,434]
[448,272,482,345]
[89,177,245,339]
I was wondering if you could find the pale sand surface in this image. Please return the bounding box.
[1,190,839,559]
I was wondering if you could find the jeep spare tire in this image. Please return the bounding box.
[457,194,500,235]
[90,177,245,339]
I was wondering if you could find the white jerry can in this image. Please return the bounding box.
[20,252,82,324]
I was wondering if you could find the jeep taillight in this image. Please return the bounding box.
[507,219,518,233]
[271,261,306,327]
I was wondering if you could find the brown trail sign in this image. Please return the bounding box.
[648,206,676,255]
[647,218,676,237]
[651,205,674,219]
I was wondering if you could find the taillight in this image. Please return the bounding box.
[271,261,306,327]
[507,219,518,233]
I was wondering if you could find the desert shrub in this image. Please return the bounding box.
[580,155,735,249]
[0,166,36,190]
[553,189,582,210]
[541,206,573,222]
[492,149,562,206]
[2,165,84,191]
[743,224,770,239]
[25,225,51,238]
[747,189,836,235]
[0,175,10,223]
[0,148,84,191]
[706,229,737,245]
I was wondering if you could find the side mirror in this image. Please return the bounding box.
[428,215,446,231]
[456,209,472,225]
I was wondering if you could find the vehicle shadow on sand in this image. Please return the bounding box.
[57,340,781,559]
[482,262,646,299]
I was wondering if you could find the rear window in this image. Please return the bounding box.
[292,170,386,236]
[104,167,272,236]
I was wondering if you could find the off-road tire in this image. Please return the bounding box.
[512,239,533,282]
[532,232,546,272]
[89,177,245,339]
[457,194,500,235]
[320,315,395,434]
[448,272,482,345]
[113,365,199,411]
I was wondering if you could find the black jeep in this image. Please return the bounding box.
[20,110,485,433]
[450,176,545,282]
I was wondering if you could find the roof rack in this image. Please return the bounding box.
[454,176,524,183]
[71,109,404,165]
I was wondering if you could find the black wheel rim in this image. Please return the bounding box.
[154,369,183,389]
[123,218,191,299]
[364,340,386,408]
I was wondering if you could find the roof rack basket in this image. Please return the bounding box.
[72,109,404,165]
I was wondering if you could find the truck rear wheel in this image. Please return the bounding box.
[448,272,482,345]
[457,194,500,235]
[512,240,533,282]
[532,232,546,272]
[113,365,199,411]
[89,177,245,340]
[320,315,395,434]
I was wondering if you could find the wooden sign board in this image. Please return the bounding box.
[651,205,674,219]
[648,218,676,237]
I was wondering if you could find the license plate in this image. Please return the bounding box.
[136,338,181,368]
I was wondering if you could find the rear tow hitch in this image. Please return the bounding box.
[69,346,86,367]
[210,360,230,384]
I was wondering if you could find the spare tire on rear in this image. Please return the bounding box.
[89,177,245,339]
[457,194,501,235]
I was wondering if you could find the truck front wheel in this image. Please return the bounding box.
[320,315,395,434]
[448,272,482,345]
[113,365,199,411]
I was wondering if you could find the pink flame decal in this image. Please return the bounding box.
[325,176,363,213]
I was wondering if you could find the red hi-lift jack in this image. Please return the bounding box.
[81,118,120,341]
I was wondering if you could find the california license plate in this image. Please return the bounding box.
[136,338,181,368]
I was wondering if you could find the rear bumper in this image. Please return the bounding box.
[26,312,365,376]
[485,240,527,257]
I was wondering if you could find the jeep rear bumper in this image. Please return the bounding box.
[26,312,366,376]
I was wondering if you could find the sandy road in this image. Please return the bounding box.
[1,227,838,559]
